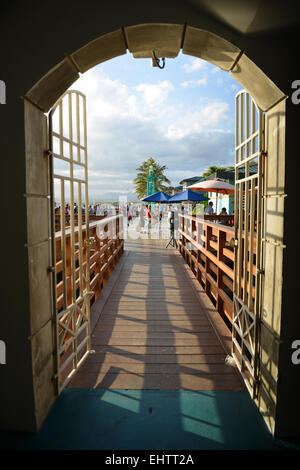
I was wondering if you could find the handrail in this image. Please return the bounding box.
[54,212,121,231]
[55,214,123,238]
[182,214,235,231]
[178,214,257,327]
[55,214,124,310]
[203,214,234,226]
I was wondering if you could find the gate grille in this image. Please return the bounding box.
[49,90,91,392]
[232,90,265,398]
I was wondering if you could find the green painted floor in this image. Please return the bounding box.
[0,389,286,450]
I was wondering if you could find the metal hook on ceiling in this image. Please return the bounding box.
[151,50,166,69]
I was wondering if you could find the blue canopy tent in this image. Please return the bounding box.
[168,189,209,203]
[141,191,171,203]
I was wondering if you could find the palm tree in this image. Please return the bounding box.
[202,165,234,178]
[133,157,171,199]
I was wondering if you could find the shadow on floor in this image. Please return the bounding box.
[0,389,286,450]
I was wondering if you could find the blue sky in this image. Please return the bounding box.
[68,51,242,202]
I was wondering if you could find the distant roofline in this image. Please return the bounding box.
[179,176,202,185]
[178,165,258,186]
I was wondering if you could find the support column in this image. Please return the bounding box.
[256,99,286,435]
[24,100,56,430]
[0,99,36,431]
[274,97,300,440]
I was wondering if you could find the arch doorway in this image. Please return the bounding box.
[23,24,286,436]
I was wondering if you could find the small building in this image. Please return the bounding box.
[179,176,203,189]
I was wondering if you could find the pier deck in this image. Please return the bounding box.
[68,238,244,390]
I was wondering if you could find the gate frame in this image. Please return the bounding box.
[232,90,266,399]
[18,23,287,435]
[48,89,92,393]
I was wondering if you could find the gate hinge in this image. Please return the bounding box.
[261,150,268,157]
[225,355,236,367]
[229,238,237,248]
[44,149,52,158]
[257,268,265,275]
[47,265,56,273]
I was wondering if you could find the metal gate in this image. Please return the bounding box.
[49,90,92,392]
[232,90,265,398]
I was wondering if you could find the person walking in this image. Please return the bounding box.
[127,206,132,226]
[146,205,152,231]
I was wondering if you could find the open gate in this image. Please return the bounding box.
[232,90,265,398]
[49,90,92,393]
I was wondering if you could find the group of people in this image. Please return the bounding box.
[55,201,231,231]
[55,203,94,216]
[204,201,232,225]
[126,204,152,231]
[125,204,168,232]
[204,201,228,216]
[55,203,119,217]
[126,201,232,230]
[57,201,230,218]
[126,205,140,225]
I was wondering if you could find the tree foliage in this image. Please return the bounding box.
[201,165,234,178]
[133,157,171,199]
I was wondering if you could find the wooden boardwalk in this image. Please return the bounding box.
[68,239,245,390]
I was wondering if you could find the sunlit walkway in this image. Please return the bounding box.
[2,238,286,451]
[68,238,244,390]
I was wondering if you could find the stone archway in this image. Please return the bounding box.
[25,24,285,112]
[23,23,286,434]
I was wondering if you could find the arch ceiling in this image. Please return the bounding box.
[25,24,285,114]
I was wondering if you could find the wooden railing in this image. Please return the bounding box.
[54,213,117,231]
[178,214,257,327]
[203,214,234,226]
[55,214,124,310]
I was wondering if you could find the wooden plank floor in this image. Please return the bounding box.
[68,238,245,390]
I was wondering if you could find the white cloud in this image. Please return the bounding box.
[73,68,139,122]
[182,58,207,73]
[136,81,175,107]
[166,101,230,140]
[181,77,207,87]
[66,66,234,200]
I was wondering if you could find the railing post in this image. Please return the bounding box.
[172,214,236,325]
[93,226,101,300]
[217,228,226,318]
[65,234,72,305]
[205,223,212,296]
